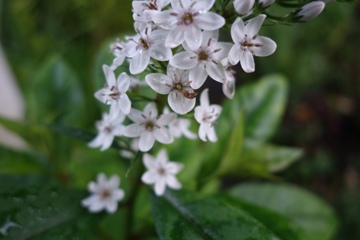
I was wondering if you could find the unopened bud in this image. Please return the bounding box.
[233,0,255,15]
[259,0,275,8]
[296,1,325,21]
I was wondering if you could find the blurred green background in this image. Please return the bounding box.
[0,0,359,239]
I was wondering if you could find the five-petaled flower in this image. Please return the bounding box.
[145,67,196,114]
[141,149,183,196]
[88,113,125,151]
[95,65,131,119]
[123,102,176,152]
[194,89,222,142]
[228,14,277,73]
[152,0,225,49]
[82,173,125,213]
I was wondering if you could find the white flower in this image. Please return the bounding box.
[132,0,171,24]
[82,173,125,213]
[296,1,325,22]
[95,65,131,118]
[152,0,225,49]
[123,102,176,152]
[228,14,277,73]
[164,107,197,139]
[145,67,196,114]
[124,23,172,74]
[88,113,125,151]
[194,89,222,142]
[170,30,232,89]
[221,59,236,99]
[259,0,275,8]
[141,149,183,196]
[233,0,255,15]
[109,39,127,70]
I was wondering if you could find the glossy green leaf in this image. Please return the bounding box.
[150,189,281,240]
[241,75,288,147]
[221,195,305,240]
[235,144,303,175]
[229,183,338,240]
[26,56,84,125]
[0,185,97,239]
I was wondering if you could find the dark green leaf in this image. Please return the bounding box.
[150,189,281,240]
[0,185,98,239]
[26,56,84,125]
[228,183,338,240]
[240,75,288,147]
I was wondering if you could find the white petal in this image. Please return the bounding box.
[170,51,198,70]
[108,175,120,188]
[213,42,233,60]
[165,162,184,174]
[207,126,218,142]
[223,79,235,99]
[139,131,155,152]
[117,73,131,92]
[190,65,208,89]
[157,113,176,126]
[206,61,226,83]
[145,73,172,94]
[157,149,169,164]
[88,134,106,149]
[130,53,150,75]
[127,108,145,123]
[166,175,182,190]
[192,0,215,11]
[112,189,125,201]
[199,88,210,107]
[194,12,225,31]
[251,36,277,57]
[105,201,118,213]
[154,178,167,196]
[228,44,241,65]
[231,18,246,43]
[141,171,158,184]
[234,0,255,15]
[198,123,209,142]
[144,102,158,118]
[150,44,172,61]
[119,94,131,115]
[100,135,114,151]
[123,124,143,137]
[152,10,177,29]
[153,128,173,144]
[240,51,255,73]
[184,25,202,50]
[168,91,196,114]
[143,153,157,169]
[103,65,116,87]
[165,28,185,48]
[245,14,266,38]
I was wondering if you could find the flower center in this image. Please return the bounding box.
[157,167,166,176]
[174,83,183,91]
[145,120,155,130]
[182,12,193,25]
[140,38,150,49]
[101,189,111,200]
[198,50,209,61]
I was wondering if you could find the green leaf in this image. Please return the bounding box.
[0,185,97,239]
[0,146,48,174]
[26,55,84,125]
[237,144,303,174]
[241,74,288,147]
[228,183,338,240]
[150,189,281,240]
[221,195,305,240]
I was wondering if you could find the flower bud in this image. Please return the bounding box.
[296,1,325,21]
[233,0,255,15]
[259,0,275,8]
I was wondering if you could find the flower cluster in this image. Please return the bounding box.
[83,0,330,213]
